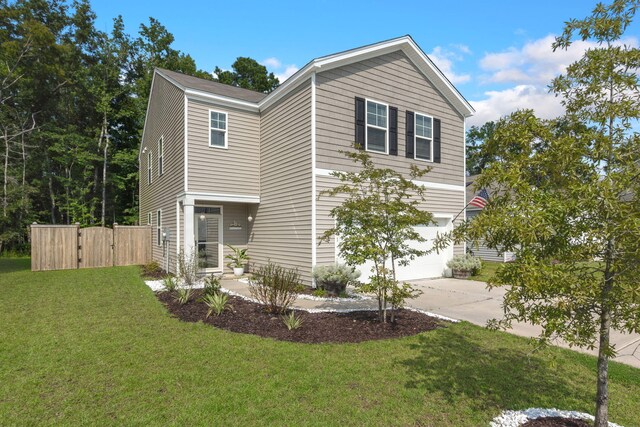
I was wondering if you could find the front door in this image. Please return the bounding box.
[194,206,223,272]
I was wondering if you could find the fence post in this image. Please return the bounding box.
[113,223,118,267]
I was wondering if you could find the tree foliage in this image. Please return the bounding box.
[437,1,640,425]
[0,0,258,253]
[214,57,279,93]
[320,149,430,323]
[465,120,496,175]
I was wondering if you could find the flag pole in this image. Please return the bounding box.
[452,199,473,223]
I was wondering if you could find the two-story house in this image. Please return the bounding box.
[139,36,474,284]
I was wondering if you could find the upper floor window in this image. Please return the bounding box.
[147,151,152,185]
[415,113,433,161]
[366,100,387,153]
[209,110,228,148]
[156,209,162,246]
[157,137,163,176]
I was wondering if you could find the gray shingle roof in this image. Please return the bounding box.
[156,68,267,103]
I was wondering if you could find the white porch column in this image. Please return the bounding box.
[183,199,195,256]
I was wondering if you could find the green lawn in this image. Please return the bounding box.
[470,260,502,283]
[1,259,639,426]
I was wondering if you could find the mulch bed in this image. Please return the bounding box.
[156,289,443,343]
[521,417,592,427]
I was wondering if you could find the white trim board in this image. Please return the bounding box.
[314,168,465,192]
[183,93,189,192]
[311,72,317,272]
[177,191,260,204]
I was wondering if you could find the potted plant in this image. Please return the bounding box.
[225,245,250,276]
[446,254,481,279]
[312,263,360,297]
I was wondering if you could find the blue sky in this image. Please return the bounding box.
[92,0,639,126]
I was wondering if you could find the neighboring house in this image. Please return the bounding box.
[465,175,516,262]
[139,36,474,284]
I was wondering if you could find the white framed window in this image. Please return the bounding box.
[147,212,151,225]
[156,209,162,246]
[209,110,228,148]
[157,137,163,176]
[366,99,388,154]
[415,113,433,162]
[147,151,152,185]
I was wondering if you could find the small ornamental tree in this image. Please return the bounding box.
[320,149,432,323]
[436,2,640,426]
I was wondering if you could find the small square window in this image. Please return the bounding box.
[209,110,227,148]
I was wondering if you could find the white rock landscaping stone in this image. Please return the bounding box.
[490,408,623,427]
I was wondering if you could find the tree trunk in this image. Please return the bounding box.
[44,151,56,224]
[2,128,8,217]
[594,306,611,427]
[594,263,614,427]
[100,115,108,227]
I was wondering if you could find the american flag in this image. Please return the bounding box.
[469,188,489,209]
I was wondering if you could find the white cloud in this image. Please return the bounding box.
[261,57,281,69]
[468,85,564,127]
[479,35,638,85]
[261,57,299,83]
[275,65,299,82]
[428,45,471,84]
[469,34,638,126]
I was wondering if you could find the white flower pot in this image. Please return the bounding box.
[233,267,245,276]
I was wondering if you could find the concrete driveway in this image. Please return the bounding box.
[406,278,640,369]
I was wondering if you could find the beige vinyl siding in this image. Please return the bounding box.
[249,81,313,284]
[139,74,185,272]
[315,50,465,186]
[187,99,260,195]
[316,174,465,266]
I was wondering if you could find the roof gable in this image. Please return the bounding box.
[150,35,474,119]
[261,35,475,117]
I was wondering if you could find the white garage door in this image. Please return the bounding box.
[339,217,454,282]
[396,218,453,281]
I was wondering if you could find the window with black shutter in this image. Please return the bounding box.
[389,107,398,155]
[354,97,365,149]
[406,111,414,158]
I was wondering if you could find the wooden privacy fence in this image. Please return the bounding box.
[30,224,152,272]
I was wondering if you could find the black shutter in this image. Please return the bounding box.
[389,106,398,155]
[354,97,365,149]
[405,111,414,158]
[433,118,441,163]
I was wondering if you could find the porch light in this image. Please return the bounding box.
[199,214,206,221]
[247,214,253,223]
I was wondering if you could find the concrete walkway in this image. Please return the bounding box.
[220,278,640,368]
[408,278,640,369]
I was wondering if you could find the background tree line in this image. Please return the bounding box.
[0,0,276,254]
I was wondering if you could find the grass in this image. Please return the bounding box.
[1,259,639,426]
[469,260,502,283]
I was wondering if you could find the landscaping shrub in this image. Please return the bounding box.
[202,274,221,298]
[202,292,229,317]
[282,311,303,330]
[312,263,360,296]
[249,262,302,314]
[312,289,328,298]
[177,249,199,288]
[162,276,178,293]
[175,287,192,305]
[141,261,164,278]
[447,254,482,276]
